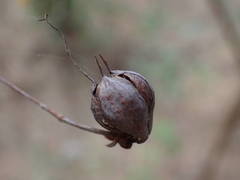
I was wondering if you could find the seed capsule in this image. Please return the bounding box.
[91,56,155,149]
[38,16,154,149]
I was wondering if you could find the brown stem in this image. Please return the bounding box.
[0,75,111,137]
[38,13,95,84]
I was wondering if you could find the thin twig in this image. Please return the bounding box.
[39,13,95,84]
[197,0,240,180]
[0,75,111,136]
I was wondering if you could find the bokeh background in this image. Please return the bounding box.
[0,0,240,180]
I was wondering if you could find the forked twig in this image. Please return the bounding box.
[38,13,95,84]
[0,15,115,144]
[0,75,111,136]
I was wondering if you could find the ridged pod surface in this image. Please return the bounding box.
[91,70,155,149]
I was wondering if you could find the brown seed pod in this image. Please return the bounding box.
[36,16,154,149]
[91,56,155,149]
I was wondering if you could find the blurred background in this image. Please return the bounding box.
[0,0,240,179]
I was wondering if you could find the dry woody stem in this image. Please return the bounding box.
[38,13,95,84]
[0,13,113,140]
[0,75,111,136]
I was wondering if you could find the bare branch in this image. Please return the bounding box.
[39,13,95,84]
[0,75,111,137]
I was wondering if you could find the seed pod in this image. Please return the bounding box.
[91,56,155,149]
[111,70,155,133]
[37,16,154,149]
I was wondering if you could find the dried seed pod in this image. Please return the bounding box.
[111,70,155,133]
[91,56,155,149]
[37,16,154,149]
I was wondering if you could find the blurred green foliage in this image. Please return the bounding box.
[30,0,87,36]
[153,119,180,153]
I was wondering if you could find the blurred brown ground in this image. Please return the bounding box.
[0,0,240,180]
